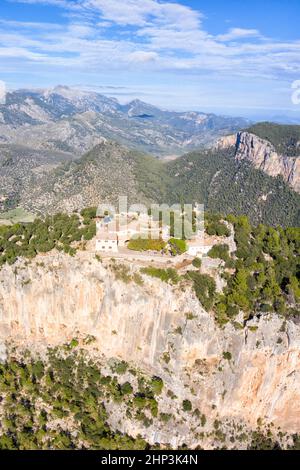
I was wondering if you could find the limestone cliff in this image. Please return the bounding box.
[214,134,236,150]
[0,252,299,447]
[235,132,300,193]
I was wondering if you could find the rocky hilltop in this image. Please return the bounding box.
[235,132,300,193]
[0,252,299,448]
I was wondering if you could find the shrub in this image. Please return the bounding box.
[111,360,128,375]
[192,257,202,268]
[185,312,197,320]
[160,413,172,423]
[206,221,230,237]
[127,238,166,252]
[111,264,132,284]
[132,273,144,286]
[201,414,207,427]
[80,207,97,221]
[168,238,187,256]
[141,267,180,284]
[222,352,232,361]
[149,376,164,395]
[186,272,216,311]
[120,382,133,395]
[208,244,230,262]
[182,400,192,412]
[162,352,170,364]
[69,339,79,349]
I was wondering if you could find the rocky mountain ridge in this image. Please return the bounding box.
[0,86,250,157]
[236,131,300,193]
[0,251,299,448]
[216,124,300,193]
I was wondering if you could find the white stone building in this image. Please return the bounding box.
[95,213,169,253]
[95,235,118,253]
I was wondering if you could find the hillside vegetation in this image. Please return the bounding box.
[1,142,298,228]
[138,212,300,325]
[0,346,151,450]
[1,345,299,450]
[1,121,300,228]
[166,148,300,227]
[213,214,300,324]
[0,210,96,267]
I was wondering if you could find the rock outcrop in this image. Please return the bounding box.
[0,252,299,447]
[214,134,236,150]
[216,131,300,193]
[235,132,300,193]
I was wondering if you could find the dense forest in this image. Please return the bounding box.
[163,148,300,227]
[206,213,300,325]
[0,208,96,268]
[0,347,152,450]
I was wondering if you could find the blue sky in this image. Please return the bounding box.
[1,0,300,118]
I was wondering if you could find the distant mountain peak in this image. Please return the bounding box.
[43,85,90,101]
[0,85,251,156]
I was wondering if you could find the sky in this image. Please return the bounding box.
[1,0,300,118]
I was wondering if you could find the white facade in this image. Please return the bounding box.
[96,239,118,253]
[161,226,170,241]
[95,213,169,254]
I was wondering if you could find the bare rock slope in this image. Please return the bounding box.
[0,252,299,447]
[216,124,300,193]
[235,131,300,193]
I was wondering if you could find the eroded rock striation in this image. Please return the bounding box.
[216,131,300,193]
[0,252,299,447]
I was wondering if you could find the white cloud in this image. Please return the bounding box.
[217,28,263,42]
[85,0,202,28]
[128,51,158,63]
[1,0,300,85]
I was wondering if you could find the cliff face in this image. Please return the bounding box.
[216,131,300,193]
[0,252,299,446]
[235,132,300,193]
[214,134,237,150]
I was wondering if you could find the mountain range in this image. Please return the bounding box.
[0,86,250,157]
[0,87,299,227]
